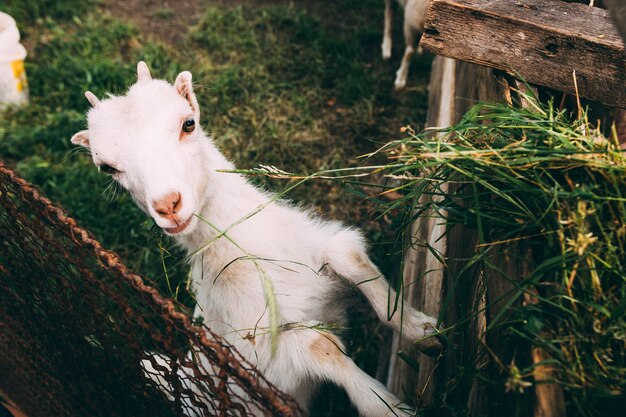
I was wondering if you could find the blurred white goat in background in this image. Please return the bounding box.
[382,0,431,90]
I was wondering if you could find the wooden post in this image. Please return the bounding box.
[386,56,455,405]
[386,1,626,415]
[388,58,568,416]
[386,57,507,410]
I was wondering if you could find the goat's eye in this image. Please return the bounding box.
[99,164,119,175]
[182,119,195,133]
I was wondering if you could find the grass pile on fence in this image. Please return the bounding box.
[374,95,625,415]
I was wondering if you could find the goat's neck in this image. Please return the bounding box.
[176,138,267,255]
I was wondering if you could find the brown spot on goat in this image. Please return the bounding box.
[350,250,370,270]
[309,333,345,363]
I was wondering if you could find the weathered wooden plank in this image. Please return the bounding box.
[387,58,508,411]
[483,245,535,416]
[391,55,571,415]
[386,56,455,405]
[385,203,445,403]
[421,0,626,108]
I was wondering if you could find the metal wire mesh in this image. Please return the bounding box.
[0,163,301,417]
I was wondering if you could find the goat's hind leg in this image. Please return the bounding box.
[394,23,419,90]
[275,325,413,417]
[382,0,394,60]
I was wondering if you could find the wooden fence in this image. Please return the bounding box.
[384,1,625,416]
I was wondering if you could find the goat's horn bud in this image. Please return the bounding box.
[84,91,100,107]
[137,61,152,82]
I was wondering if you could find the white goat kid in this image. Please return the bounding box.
[71,62,440,416]
[382,0,431,90]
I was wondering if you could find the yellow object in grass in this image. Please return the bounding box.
[11,60,27,92]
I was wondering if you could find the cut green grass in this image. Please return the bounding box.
[366,93,626,416]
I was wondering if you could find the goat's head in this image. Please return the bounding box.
[71,62,208,236]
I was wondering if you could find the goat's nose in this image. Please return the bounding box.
[152,192,182,218]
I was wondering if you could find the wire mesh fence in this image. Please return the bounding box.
[0,163,301,417]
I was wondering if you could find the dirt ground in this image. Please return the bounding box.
[102,0,342,46]
[102,0,202,45]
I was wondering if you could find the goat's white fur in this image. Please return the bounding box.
[71,62,440,416]
[382,0,431,90]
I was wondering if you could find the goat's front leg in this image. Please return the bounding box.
[323,229,442,353]
[269,324,413,417]
[382,0,394,60]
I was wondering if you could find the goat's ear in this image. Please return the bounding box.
[84,91,100,107]
[137,61,152,83]
[174,71,200,120]
[70,130,90,148]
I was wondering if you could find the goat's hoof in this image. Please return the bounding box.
[393,79,406,91]
[415,324,444,357]
[416,335,444,357]
[382,43,392,60]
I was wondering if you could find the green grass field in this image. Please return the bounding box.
[0,0,431,285]
[0,1,431,415]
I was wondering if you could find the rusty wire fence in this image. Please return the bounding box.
[0,163,301,417]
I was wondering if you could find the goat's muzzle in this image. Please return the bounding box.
[152,192,182,218]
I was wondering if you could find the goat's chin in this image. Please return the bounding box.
[162,216,196,236]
